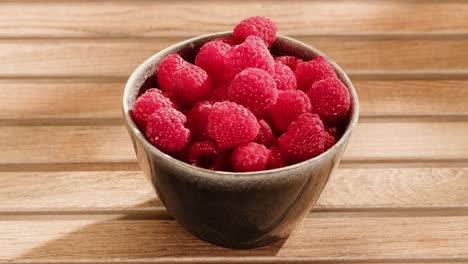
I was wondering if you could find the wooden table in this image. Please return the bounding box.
[2,1,468,263]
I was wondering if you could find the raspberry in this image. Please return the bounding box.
[227,68,278,117]
[157,54,187,92]
[195,40,230,84]
[307,77,351,126]
[275,56,303,71]
[187,141,228,170]
[255,120,276,147]
[273,62,297,91]
[233,16,277,47]
[172,64,213,107]
[267,146,287,169]
[207,101,260,149]
[131,88,176,131]
[295,56,336,91]
[186,100,213,141]
[146,107,190,153]
[210,83,230,101]
[325,126,338,139]
[323,130,336,150]
[278,113,325,163]
[270,90,312,131]
[214,37,238,46]
[223,35,275,81]
[231,142,271,172]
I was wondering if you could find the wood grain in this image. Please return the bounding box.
[0,125,134,165]
[345,121,468,162]
[1,168,467,212]
[0,171,156,211]
[0,1,467,37]
[356,80,468,117]
[2,79,467,122]
[1,121,467,166]
[0,79,123,121]
[1,38,468,77]
[2,216,468,260]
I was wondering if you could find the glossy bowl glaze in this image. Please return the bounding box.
[122,32,359,249]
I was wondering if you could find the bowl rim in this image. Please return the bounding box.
[122,31,359,179]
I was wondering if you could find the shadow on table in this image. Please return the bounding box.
[18,202,286,259]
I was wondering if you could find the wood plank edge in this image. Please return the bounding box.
[348,70,468,80]
[0,118,124,126]
[3,115,468,127]
[0,162,141,172]
[3,256,468,264]
[1,72,467,83]
[2,207,468,220]
[2,159,468,172]
[2,31,468,40]
[0,71,467,81]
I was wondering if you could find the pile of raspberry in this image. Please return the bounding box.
[131,16,351,172]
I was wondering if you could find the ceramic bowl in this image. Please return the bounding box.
[122,32,359,249]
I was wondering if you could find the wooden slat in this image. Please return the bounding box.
[0,125,134,165]
[0,1,467,37]
[2,79,467,122]
[345,121,468,162]
[319,167,468,209]
[0,39,173,77]
[1,38,468,77]
[0,79,123,121]
[356,80,468,117]
[0,171,156,211]
[1,168,468,211]
[1,121,467,166]
[2,216,468,260]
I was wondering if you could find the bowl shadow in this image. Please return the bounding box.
[18,204,285,260]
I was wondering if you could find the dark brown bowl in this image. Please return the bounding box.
[122,32,359,249]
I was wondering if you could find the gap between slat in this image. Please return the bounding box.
[3,32,468,40]
[3,256,468,264]
[1,160,468,172]
[0,71,467,81]
[3,116,468,127]
[2,207,468,221]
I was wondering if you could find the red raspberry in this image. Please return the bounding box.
[227,68,278,117]
[267,146,287,169]
[172,64,213,107]
[255,120,276,147]
[146,107,190,153]
[278,113,325,163]
[195,40,230,84]
[157,54,187,92]
[187,141,228,170]
[224,35,275,81]
[323,130,336,150]
[207,101,260,149]
[210,83,230,101]
[231,142,271,172]
[275,56,303,71]
[131,88,176,131]
[295,56,336,91]
[214,37,238,46]
[270,90,312,131]
[233,16,277,47]
[273,62,297,91]
[307,77,351,126]
[187,101,213,141]
[325,126,339,139]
